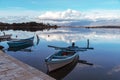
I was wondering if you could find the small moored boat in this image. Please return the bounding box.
[45,50,79,72]
[46,40,94,72]
[7,36,34,48]
[8,43,33,52]
[47,55,79,79]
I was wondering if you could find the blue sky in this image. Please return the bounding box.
[0,0,120,25]
[0,0,120,11]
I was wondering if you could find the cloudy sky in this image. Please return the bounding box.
[0,0,120,26]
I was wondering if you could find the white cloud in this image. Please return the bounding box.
[37,9,120,26]
[0,9,41,23]
[1,9,120,26]
[83,10,120,20]
[38,9,81,20]
[38,9,120,21]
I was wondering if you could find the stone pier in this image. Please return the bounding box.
[0,51,55,80]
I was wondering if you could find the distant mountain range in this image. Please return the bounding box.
[64,19,120,27]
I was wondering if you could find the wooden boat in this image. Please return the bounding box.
[46,39,94,72]
[7,36,34,48]
[45,50,79,72]
[48,39,94,52]
[47,55,79,79]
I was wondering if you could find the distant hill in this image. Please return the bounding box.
[59,19,120,27]
[0,22,58,31]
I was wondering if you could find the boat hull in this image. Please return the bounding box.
[7,37,34,48]
[8,43,33,51]
[45,51,79,72]
[47,55,79,79]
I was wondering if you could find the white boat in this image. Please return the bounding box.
[45,50,79,72]
[47,55,79,79]
[46,40,94,72]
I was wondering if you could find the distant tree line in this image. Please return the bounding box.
[85,26,120,29]
[0,22,59,31]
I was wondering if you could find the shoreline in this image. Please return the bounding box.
[60,26,120,29]
[0,50,55,80]
[0,21,120,31]
[0,22,59,31]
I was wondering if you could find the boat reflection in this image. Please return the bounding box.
[47,56,93,80]
[78,59,93,66]
[7,43,33,52]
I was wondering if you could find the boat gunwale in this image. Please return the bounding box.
[8,36,34,42]
[7,36,34,47]
[45,51,78,63]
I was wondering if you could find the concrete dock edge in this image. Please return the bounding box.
[0,50,55,80]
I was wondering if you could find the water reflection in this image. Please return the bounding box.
[1,28,120,80]
[78,59,93,66]
[36,28,120,43]
[7,43,33,52]
[108,65,120,75]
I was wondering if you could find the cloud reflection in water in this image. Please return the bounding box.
[36,28,120,43]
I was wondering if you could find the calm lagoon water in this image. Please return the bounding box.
[1,28,120,80]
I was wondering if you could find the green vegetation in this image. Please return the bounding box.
[0,22,59,31]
